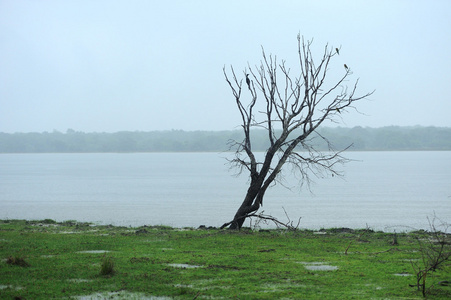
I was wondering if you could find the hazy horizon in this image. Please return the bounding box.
[1,1,450,133]
[2,124,451,135]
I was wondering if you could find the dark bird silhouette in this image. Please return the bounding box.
[344,64,348,70]
[335,48,340,55]
[246,74,251,89]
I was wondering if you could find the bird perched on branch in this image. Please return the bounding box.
[344,64,348,70]
[246,74,251,89]
[335,48,340,55]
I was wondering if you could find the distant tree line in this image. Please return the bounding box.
[0,126,450,153]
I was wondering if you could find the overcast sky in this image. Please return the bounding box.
[1,0,450,133]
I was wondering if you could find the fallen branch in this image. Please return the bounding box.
[220,210,301,231]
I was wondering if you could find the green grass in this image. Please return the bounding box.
[0,219,450,299]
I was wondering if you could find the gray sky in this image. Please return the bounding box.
[1,0,450,133]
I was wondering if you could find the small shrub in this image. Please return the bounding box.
[410,216,451,297]
[61,220,78,226]
[179,287,189,295]
[42,219,57,224]
[6,255,30,267]
[391,231,399,246]
[100,256,115,276]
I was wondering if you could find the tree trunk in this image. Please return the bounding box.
[227,147,279,229]
[229,197,259,229]
[229,207,251,230]
[228,175,267,229]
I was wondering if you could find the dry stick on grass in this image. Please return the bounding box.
[192,291,201,300]
[344,226,374,255]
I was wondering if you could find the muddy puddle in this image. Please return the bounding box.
[76,250,111,254]
[67,278,94,283]
[299,262,339,271]
[0,285,23,290]
[394,273,412,276]
[167,263,202,269]
[74,291,171,299]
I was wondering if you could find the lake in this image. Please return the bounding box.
[0,152,450,231]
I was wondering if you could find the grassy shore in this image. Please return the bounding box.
[1,219,450,299]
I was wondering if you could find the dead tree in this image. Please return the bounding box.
[410,216,451,297]
[221,35,374,230]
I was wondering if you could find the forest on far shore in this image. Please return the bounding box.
[1,126,451,153]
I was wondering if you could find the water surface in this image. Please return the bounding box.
[1,152,450,231]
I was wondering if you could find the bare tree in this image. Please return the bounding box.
[221,35,373,230]
[410,216,451,297]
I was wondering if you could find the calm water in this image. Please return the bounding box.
[0,152,450,231]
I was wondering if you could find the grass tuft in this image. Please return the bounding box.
[99,256,115,276]
[6,255,30,267]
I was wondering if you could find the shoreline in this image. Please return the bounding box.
[0,218,437,234]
